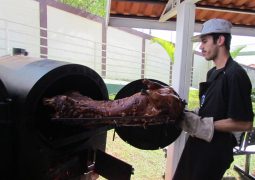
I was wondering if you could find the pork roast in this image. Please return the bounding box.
[43,79,185,121]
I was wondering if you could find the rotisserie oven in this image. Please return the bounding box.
[0,55,184,180]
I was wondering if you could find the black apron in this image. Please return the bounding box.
[198,60,229,119]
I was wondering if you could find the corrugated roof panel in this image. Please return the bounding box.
[111,1,165,17]
[110,0,255,27]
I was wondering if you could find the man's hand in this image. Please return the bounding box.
[180,111,214,142]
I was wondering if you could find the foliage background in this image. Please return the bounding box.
[57,0,106,17]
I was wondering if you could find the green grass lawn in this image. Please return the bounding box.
[103,130,166,180]
[100,90,255,180]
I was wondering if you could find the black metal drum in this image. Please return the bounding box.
[115,79,182,150]
[0,56,109,180]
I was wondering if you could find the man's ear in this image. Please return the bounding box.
[217,35,225,46]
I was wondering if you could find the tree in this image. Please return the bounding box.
[151,37,175,63]
[58,0,106,17]
[151,37,247,63]
[230,45,246,59]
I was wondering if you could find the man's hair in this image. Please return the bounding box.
[211,33,232,51]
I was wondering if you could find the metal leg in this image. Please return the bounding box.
[234,154,255,180]
[245,154,251,174]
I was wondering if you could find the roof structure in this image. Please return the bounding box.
[106,1,255,179]
[107,0,255,36]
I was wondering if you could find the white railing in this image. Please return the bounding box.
[0,18,41,57]
[1,18,254,89]
[0,18,173,85]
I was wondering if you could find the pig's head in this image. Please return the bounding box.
[143,79,185,119]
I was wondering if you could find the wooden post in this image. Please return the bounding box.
[39,0,48,58]
[165,1,195,179]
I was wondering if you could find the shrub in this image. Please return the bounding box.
[252,88,255,102]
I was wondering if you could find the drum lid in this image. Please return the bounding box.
[115,79,181,150]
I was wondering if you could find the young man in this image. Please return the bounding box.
[173,18,254,180]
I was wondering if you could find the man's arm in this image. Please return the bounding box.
[214,118,253,132]
[179,112,253,142]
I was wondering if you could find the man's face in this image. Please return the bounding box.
[199,35,219,61]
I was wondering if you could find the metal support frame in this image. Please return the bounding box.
[234,154,255,180]
[233,128,255,180]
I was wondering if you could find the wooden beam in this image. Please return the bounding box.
[109,16,176,30]
[159,0,180,22]
[159,0,201,22]
[159,7,177,22]
[108,16,255,37]
[165,1,196,179]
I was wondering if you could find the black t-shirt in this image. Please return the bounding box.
[199,57,254,122]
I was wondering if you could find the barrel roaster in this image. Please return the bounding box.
[0,55,182,180]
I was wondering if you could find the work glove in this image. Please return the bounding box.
[192,107,200,115]
[180,111,214,142]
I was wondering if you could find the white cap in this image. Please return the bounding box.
[192,18,232,42]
